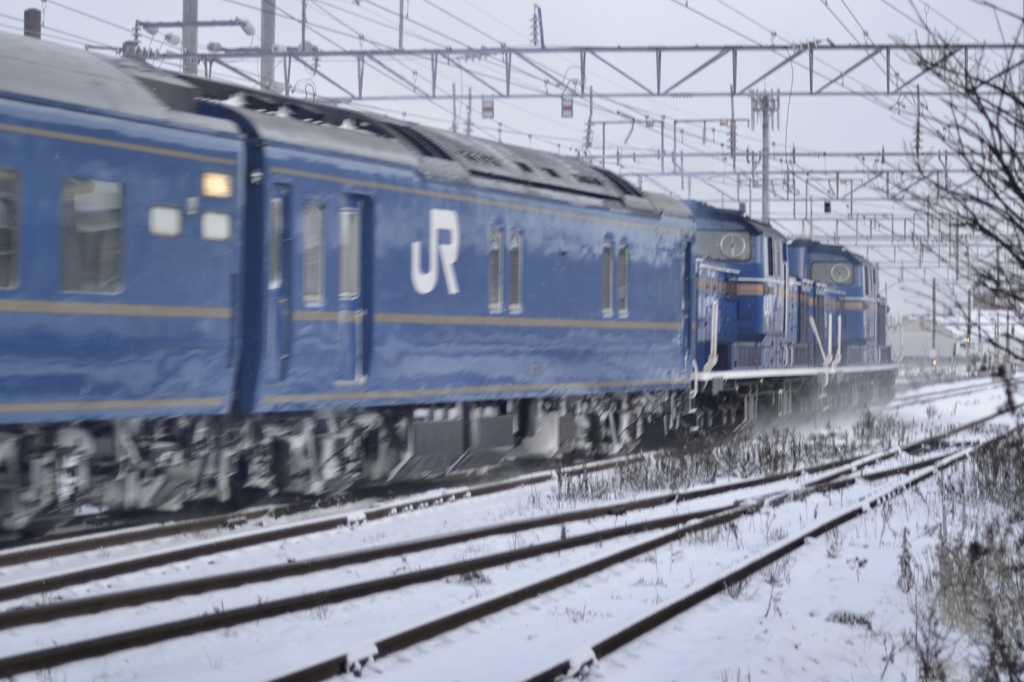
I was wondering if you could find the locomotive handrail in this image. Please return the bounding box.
[702,299,719,373]
[831,316,843,368]
[809,316,828,367]
[696,261,741,275]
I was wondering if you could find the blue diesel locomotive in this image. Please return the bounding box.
[0,35,894,531]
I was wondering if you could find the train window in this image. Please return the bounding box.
[488,227,502,312]
[810,261,854,285]
[617,243,629,317]
[61,178,122,293]
[200,211,231,241]
[339,207,360,300]
[0,169,17,289]
[302,204,324,304]
[509,230,523,313]
[268,198,283,290]
[766,238,775,276]
[694,230,751,261]
[602,241,614,316]
[148,205,182,238]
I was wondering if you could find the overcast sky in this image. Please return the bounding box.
[2,0,1018,317]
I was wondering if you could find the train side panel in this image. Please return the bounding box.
[0,96,245,425]
[250,144,691,412]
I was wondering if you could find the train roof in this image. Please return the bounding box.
[682,201,786,240]
[171,74,689,214]
[0,32,693,217]
[0,32,236,134]
[790,239,874,268]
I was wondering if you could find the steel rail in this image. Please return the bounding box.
[0,444,890,604]
[520,445,982,682]
[0,444,887,625]
[1,405,997,611]
[0,411,1003,678]
[887,381,998,409]
[264,441,981,681]
[0,502,748,678]
[0,451,640,570]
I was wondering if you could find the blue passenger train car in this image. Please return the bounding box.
[0,33,895,533]
[0,37,245,428]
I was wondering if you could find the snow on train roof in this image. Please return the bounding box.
[683,200,785,239]
[790,239,874,267]
[183,76,666,207]
[0,32,235,134]
[160,67,690,213]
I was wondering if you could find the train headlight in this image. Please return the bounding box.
[202,172,234,199]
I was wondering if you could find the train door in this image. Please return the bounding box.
[336,196,370,383]
[266,183,292,383]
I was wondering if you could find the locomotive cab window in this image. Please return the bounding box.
[694,230,751,261]
[810,261,854,285]
[602,240,614,316]
[148,206,182,238]
[0,169,17,289]
[302,204,324,304]
[61,178,123,293]
[339,207,360,300]
[488,227,502,312]
[617,243,629,317]
[508,230,523,313]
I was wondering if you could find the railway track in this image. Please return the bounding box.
[0,450,650,572]
[0,410,1001,680]
[521,446,976,682]
[268,437,989,681]
[885,377,1001,410]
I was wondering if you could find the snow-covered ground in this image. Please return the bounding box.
[3,375,1021,682]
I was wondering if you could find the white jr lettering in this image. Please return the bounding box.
[411,209,460,295]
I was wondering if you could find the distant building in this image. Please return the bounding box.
[898,316,959,359]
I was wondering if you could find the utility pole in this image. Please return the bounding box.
[466,87,472,135]
[183,0,198,76]
[931,277,937,361]
[451,84,457,133]
[301,0,307,48]
[398,0,404,50]
[261,0,276,90]
[967,286,973,367]
[749,92,780,224]
[583,87,594,162]
[531,5,545,48]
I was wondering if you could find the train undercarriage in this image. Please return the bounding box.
[0,370,895,537]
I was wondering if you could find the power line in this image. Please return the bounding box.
[45,0,133,34]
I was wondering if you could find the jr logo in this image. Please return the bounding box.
[411,209,460,295]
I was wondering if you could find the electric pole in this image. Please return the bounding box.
[932,277,937,361]
[301,0,307,48]
[261,0,276,90]
[183,0,198,76]
[749,91,780,224]
[398,0,404,50]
